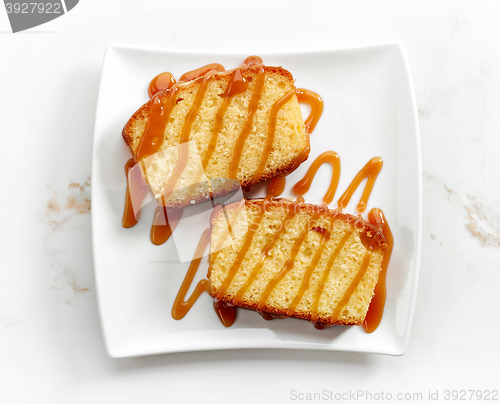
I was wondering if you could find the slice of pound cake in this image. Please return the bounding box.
[123,60,309,208]
[207,198,388,326]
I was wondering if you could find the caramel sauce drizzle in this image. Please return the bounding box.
[331,253,372,322]
[163,73,214,195]
[135,86,180,161]
[203,68,248,170]
[216,195,272,300]
[295,88,324,134]
[171,228,210,320]
[232,206,296,303]
[257,208,324,311]
[363,208,393,333]
[192,67,250,187]
[293,151,341,204]
[253,90,295,183]
[229,64,266,179]
[264,87,322,196]
[286,224,331,317]
[337,156,383,213]
[310,229,354,322]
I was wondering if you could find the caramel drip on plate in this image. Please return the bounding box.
[150,205,181,245]
[337,156,383,213]
[171,228,211,320]
[148,72,176,98]
[253,90,295,183]
[310,229,354,322]
[216,195,272,300]
[295,88,324,134]
[286,224,331,317]
[293,151,341,204]
[268,176,286,197]
[213,300,237,327]
[122,158,140,228]
[331,253,372,322]
[363,208,393,333]
[257,208,324,311]
[233,206,296,302]
[229,64,266,179]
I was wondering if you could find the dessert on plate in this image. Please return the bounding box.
[122,59,309,208]
[207,198,388,327]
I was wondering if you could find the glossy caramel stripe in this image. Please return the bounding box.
[188,68,250,189]
[331,253,372,322]
[295,88,324,134]
[311,229,354,322]
[163,74,213,195]
[171,228,211,320]
[233,206,296,302]
[252,90,295,183]
[135,87,180,161]
[293,151,341,204]
[286,224,331,317]
[257,209,324,311]
[216,196,271,300]
[363,208,393,333]
[201,68,247,170]
[337,156,383,213]
[228,64,266,179]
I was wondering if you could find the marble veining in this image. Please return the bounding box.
[424,172,500,249]
[463,194,500,248]
[44,177,93,305]
[46,178,91,230]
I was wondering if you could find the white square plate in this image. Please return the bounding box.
[92,43,421,358]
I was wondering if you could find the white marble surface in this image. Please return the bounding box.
[1,0,499,402]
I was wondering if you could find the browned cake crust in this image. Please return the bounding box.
[207,198,388,326]
[122,66,309,208]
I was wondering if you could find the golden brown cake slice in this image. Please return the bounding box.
[123,65,309,208]
[207,198,388,326]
